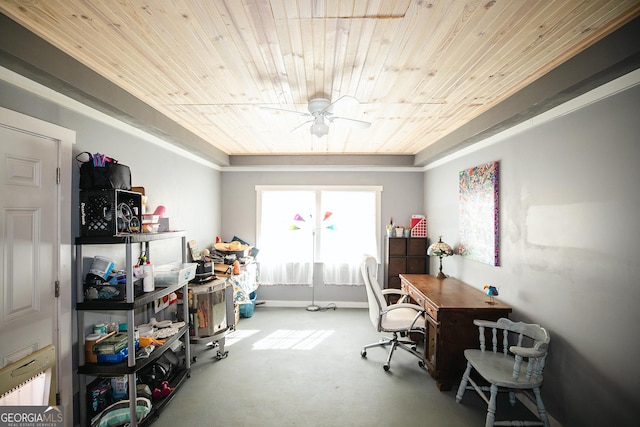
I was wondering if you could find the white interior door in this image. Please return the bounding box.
[0,124,58,362]
[0,106,74,423]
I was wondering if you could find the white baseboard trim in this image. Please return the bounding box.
[256,300,368,309]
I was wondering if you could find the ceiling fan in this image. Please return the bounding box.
[262,96,371,137]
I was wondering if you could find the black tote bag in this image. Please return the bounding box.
[77,152,132,190]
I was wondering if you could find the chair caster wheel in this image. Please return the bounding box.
[383,364,390,371]
[418,360,425,369]
[361,350,367,358]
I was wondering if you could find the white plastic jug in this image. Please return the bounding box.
[143,261,154,292]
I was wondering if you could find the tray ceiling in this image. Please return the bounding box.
[1,1,639,165]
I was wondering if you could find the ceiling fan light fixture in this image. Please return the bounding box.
[310,120,329,137]
[264,96,370,138]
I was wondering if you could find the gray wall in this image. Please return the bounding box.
[424,80,640,426]
[0,79,223,305]
[220,170,424,304]
[1,78,222,425]
[0,79,222,256]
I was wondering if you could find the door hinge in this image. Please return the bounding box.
[55,280,60,298]
[56,167,60,184]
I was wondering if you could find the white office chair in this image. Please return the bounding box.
[456,318,551,427]
[360,255,426,371]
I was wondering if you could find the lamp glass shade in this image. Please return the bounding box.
[427,236,453,257]
[428,236,453,279]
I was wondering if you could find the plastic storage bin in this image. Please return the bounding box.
[239,291,257,318]
[155,262,197,286]
[95,341,139,364]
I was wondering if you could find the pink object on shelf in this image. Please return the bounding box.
[153,205,167,217]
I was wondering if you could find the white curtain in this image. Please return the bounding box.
[320,190,377,285]
[257,186,380,286]
[257,190,315,285]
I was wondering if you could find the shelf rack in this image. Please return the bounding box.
[75,231,191,426]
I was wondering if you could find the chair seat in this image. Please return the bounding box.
[381,308,425,332]
[361,255,426,372]
[464,349,543,389]
[457,319,550,427]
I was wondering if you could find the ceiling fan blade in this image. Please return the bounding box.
[261,106,310,117]
[291,119,315,132]
[323,95,359,114]
[329,116,371,129]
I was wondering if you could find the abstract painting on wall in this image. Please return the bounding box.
[458,160,500,266]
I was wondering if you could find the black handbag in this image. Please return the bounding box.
[77,152,131,190]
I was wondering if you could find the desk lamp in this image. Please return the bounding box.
[427,236,454,279]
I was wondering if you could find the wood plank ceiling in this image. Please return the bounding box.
[1,0,639,162]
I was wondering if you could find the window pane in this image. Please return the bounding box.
[257,190,315,285]
[257,187,380,286]
[320,191,377,263]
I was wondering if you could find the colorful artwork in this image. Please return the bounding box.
[458,161,499,266]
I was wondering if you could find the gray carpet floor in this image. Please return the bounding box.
[150,306,537,427]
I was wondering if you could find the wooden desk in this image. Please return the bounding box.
[400,274,512,391]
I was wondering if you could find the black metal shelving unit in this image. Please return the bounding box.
[75,231,191,426]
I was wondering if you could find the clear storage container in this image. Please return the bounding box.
[154,262,197,286]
